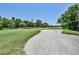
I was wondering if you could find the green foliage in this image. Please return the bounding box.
[36,19,42,27]
[0,20,3,30]
[42,22,49,27]
[19,22,26,28]
[0,16,49,30]
[57,4,79,31]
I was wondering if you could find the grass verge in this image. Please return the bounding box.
[0,28,40,55]
[62,29,79,36]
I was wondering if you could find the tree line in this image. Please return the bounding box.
[57,4,79,31]
[0,16,49,30]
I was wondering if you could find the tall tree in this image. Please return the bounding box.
[36,19,42,27]
[0,16,3,30]
[12,17,15,21]
[42,22,49,27]
[15,18,21,28]
[57,4,79,30]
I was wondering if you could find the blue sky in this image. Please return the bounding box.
[0,3,74,25]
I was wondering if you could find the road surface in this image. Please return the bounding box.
[24,30,79,55]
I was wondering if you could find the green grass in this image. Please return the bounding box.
[62,29,79,36]
[0,28,40,55]
[45,27,62,30]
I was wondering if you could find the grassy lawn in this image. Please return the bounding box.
[0,28,40,55]
[62,29,79,36]
[45,27,62,30]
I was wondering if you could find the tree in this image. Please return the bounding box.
[24,20,29,28]
[0,16,50,29]
[0,16,1,20]
[12,17,15,21]
[29,19,35,28]
[19,22,26,28]
[15,18,21,28]
[36,19,42,27]
[0,20,3,30]
[42,22,49,27]
[2,17,9,28]
[57,4,79,30]
[10,17,16,29]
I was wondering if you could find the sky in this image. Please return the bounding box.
[0,3,74,25]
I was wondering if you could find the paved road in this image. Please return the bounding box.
[24,30,79,55]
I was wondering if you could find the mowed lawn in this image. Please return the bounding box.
[0,29,40,55]
[62,29,79,36]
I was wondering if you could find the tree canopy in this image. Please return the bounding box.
[57,4,79,31]
[0,16,49,30]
